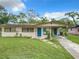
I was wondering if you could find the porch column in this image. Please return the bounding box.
[50,26,52,40]
[41,27,43,37]
[2,27,4,32]
[57,28,60,36]
[1,27,4,36]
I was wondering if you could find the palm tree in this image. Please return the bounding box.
[65,12,78,26]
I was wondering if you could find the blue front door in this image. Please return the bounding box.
[37,28,42,36]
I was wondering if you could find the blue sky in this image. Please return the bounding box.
[0,0,79,18]
[23,0,79,15]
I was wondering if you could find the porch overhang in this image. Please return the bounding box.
[36,23,65,28]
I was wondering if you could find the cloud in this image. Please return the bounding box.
[43,11,79,20]
[43,12,67,20]
[0,0,26,12]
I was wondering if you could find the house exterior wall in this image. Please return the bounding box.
[16,27,22,36]
[1,27,36,38]
[1,27,47,39]
[2,27,20,37]
[35,27,47,39]
[22,28,36,38]
[68,27,79,35]
[0,24,62,39]
[2,32,17,37]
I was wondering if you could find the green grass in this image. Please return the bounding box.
[0,37,74,59]
[67,34,79,44]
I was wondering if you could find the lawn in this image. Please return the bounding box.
[0,37,74,59]
[67,34,79,44]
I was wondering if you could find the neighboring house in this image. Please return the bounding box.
[0,23,64,39]
[68,25,79,35]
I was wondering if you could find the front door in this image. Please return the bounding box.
[37,28,42,37]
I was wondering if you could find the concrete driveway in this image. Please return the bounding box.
[58,36,79,59]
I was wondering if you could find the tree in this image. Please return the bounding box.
[76,13,79,25]
[16,13,27,24]
[8,14,18,23]
[19,20,27,24]
[65,12,78,26]
[58,18,74,26]
[0,5,16,24]
[51,18,56,22]
[27,9,39,18]
[28,18,36,24]
[40,17,49,23]
[27,9,40,24]
[0,6,10,24]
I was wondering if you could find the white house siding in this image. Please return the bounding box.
[22,28,36,38]
[1,27,21,37]
[2,32,16,37]
[16,27,22,36]
[1,27,47,39]
[1,27,36,38]
[21,32,35,38]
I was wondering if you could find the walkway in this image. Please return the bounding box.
[58,36,79,59]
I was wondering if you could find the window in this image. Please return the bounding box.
[22,28,34,32]
[11,28,16,32]
[4,28,11,32]
[30,28,34,32]
[4,27,16,32]
[22,28,27,32]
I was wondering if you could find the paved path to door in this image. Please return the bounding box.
[58,36,79,59]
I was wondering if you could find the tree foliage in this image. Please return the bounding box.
[0,5,18,24]
[0,6,9,24]
[65,12,79,26]
[1,6,79,26]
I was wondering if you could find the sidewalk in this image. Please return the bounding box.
[58,36,79,59]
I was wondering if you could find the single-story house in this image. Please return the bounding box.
[68,25,79,35]
[0,23,65,39]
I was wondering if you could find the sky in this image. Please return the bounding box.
[0,0,79,19]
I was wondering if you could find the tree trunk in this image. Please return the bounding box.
[73,17,77,26]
